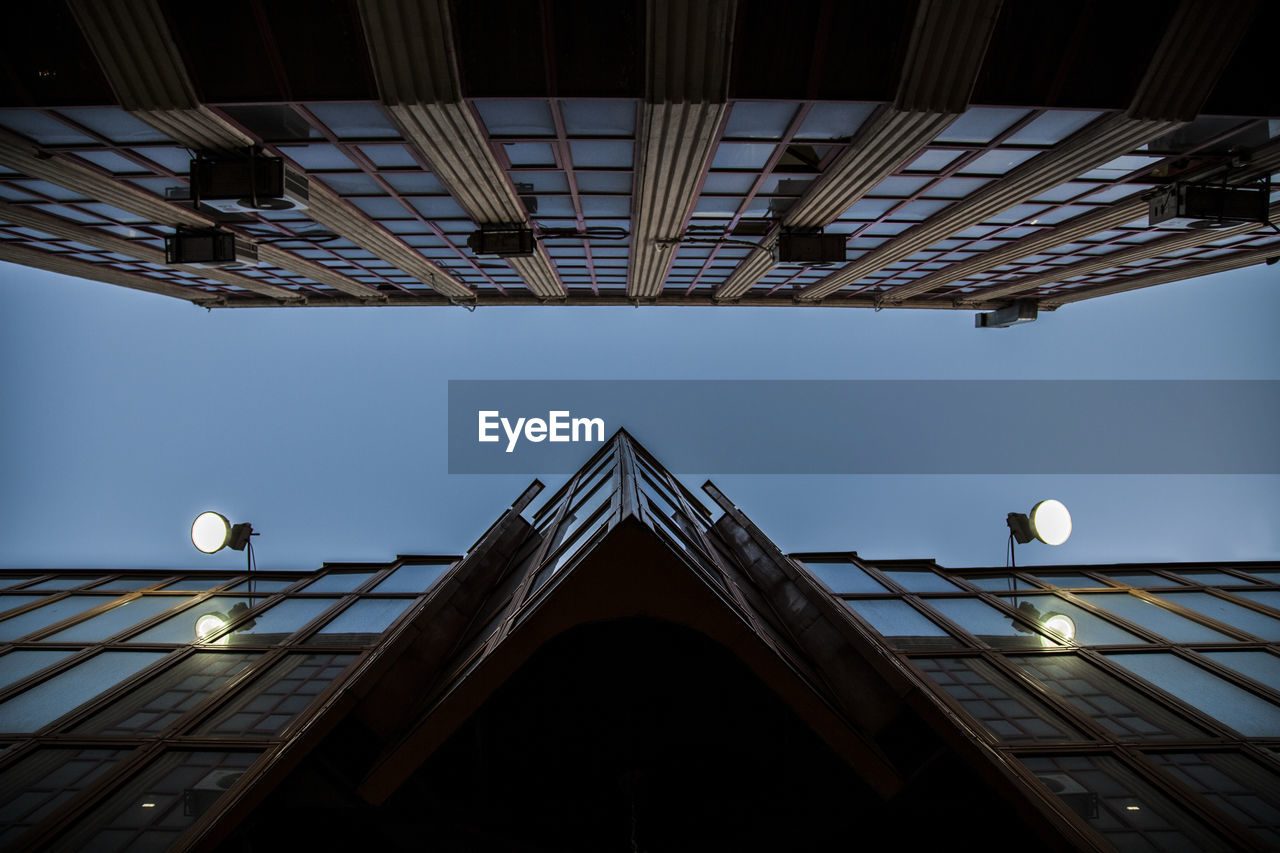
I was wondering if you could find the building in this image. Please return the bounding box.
[0,431,1277,850]
[0,0,1277,319]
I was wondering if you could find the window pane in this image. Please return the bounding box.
[0,596,116,641]
[0,651,169,732]
[1075,593,1235,643]
[1021,754,1233,852]
[1198,650,1280,691]
[844,599,953,649]
[925,598,1063,648]
[914,657,1083,742]
[225,578,296,594]
[91,579,163,592]
[49,750,260,852]
[1104,572,1184,587]
[372,563,450,593]
[303,598,414,645]
[23,577,106,591]
[1152,592,1280,640]
[1014,655,1204,738]
[1105,652,1280,737]
[161,576,233,592]
[936,107,1030,144]
[998,595,1145,645]
[0,649,76,690]
[799,562,886,593]
[1031,573,1105,589]
[194,653,355,736]
[0,747,133,846]
[301,572,374,593]
[0,595,44,615]
[1146,752,1280,846]
[964,575,1035,592]
[883,570,960,592]
[560,100,636,136]
[223,598,337,645]
[1228,590,1280,612]
[1171,570,1258,587]
[127,596,265,644]
[44,596,197,643]
[73,652,261,735]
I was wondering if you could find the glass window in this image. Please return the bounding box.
[126,596,264,645]
[49,749,261,852]
[1031,573,1105,589]
[0,649,76,690]
[23,577,107,591]
[302,572,374,593]
[999,595,1145,645]
[1002,110,1103,146]
[957,149,1039,176]
[723,102,798,139]
[279,143,354,171]
[357,144,418,168]
[225,578,296,594]
[0,595,44,615]
[924,597,1064,648]
[0,109,97,144]
[1152,592,1280,640]
[372,563,450,593]
[936,107,1030,144]
[91,578,163,592]
[223,598,337,645]
[903,149,963,172]
[1104,572,1184,587]
[56,107,172,144]
[1014,655,1205,738]
[560,100,636,136]
[44,596,196,643]
[475,99,555,136]
[793,102,876,141]
[1198,650,1280,691]
[883,570,960,592]
[1020,754,1233,852]
[799,561,886,594]
[304,102,400,138]
[74,150,149,174]
[194,653,356,736]
[963,575,1036,592]
[161,576,232,592]
[0,596,122,642]
[304,598,414,645]
[1105,652,1280,737]
[317,171,382,195]
[0,747,133,847]
[1074,593,1236,643]
[503,142,556,167]
[574,172,632,193]
[1230,590,1280,612]
[1146,752,1280,846]
[569,141,633,169]
[1170,570,1257,587]
[914,657,1083,742]
[0,651,169,733]
[73,652,261,735]
[711,143,775,170]
[844,599,953,649]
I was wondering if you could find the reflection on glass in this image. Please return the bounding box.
[44,596,197,643]
[1020,754,1231,852]
[225,578,295,595]
[223,599,337,645]
[127,597,263,645]
[1152,592,1280,640]
[0,747,133,847]
[49,750,260,852]
[301,573,374,593]
[964,575,1034,592]
[0,596,115,642]
[160,576,233,592]
[1197,650,1280,691]
[74,652,260,735]
[882,571,960,592]
[303,598,414,645]
[1014,655,1204,739]
[1074,593,1235,643]
[0,651,169,732]
[23,577,106,592]
[924,598,1063,648]
[1105,572,1184,588]
[1226,590,1280,613]
[0,595,43,615]
[1031,573,1104,589]
[1105,652,1280,737]
[914,657,1083,742]
[372,563,450,593]
[1147,752,1280,846]
[0,649,76,691]
[998,595,1144,645]
[844,599,953,649]
[1171,570,1257,587]
[195,654,356,736]
[799,562,886,594]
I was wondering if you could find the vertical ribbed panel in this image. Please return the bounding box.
[714,248,776,301]
[1127,0,1256,121]
[133,106,252,153]
[509,248,568,300]
[255,246,383,299]
[630,102,727,298]
[1043,242,1280,308]
[648,0,736,103]
[0,200,302,301]
[964,200,1280,303]
[306,181,472,299]
[357,0,462,103]
[804,115,1180,302]
[894,0,1003,113]
[0,243,219,303]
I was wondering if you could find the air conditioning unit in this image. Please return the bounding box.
[165,227,259,268]
[182,769,243,818]
[467,225,535,257]
[975,299,1037,328]
[190,153,309,215]
[1148,182,1269,229]
[773,231,845,264]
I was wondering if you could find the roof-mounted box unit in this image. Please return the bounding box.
[165,227,259,268]
[1148,183,1270,229]
[190,153,309,215]
[975,299,1037,328]
[467,226,535,257]
[773,232,845,264]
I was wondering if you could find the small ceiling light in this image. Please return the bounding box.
[191,511,254,554]
[1007,499,1072,546]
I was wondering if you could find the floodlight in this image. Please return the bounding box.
[191,512,254,554]
[1007,500,1071,546]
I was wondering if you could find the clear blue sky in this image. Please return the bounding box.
[1,261,1276,572]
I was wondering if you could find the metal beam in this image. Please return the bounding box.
[802,0,1255,304]
[630,0,736,299]
[357,0,565,300]
[0,243,220,304]
[714,0,1001,300]
[68,0,472,302]
[0,200,302,302]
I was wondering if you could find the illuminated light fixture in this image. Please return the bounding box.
[1013,601,1077,646]
[193,601,255,644]
[191,511,253,554]
[140,802,156,809]
[1007,499,1072,546]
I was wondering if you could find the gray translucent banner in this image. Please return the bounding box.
[447,380,1280,474]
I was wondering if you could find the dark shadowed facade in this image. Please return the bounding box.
[0,432,1278,851]
[0,0,1277,316]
